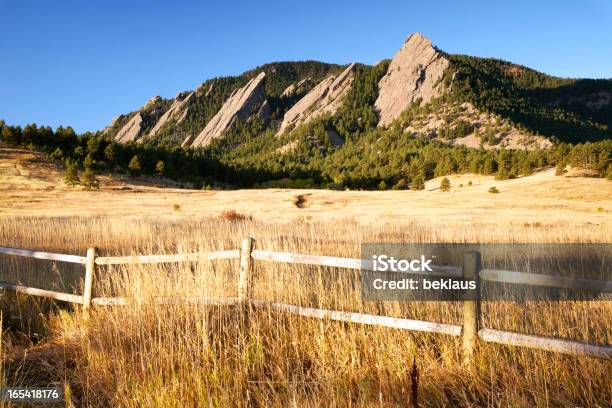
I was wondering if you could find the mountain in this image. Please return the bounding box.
[101,33,612,153]
[102,61,343,146]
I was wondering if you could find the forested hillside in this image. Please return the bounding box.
[1,119,610,191]
[2,34,611,190]
[443,55,612,142]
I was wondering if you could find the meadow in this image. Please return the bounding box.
[0,148,611,407]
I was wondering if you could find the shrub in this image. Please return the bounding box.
[555,162,566,176]
[488,186,500,193]
[411,175,425,190]
[82,166,99,189]
[64,163,79,186]
[128,155,141,177]
[155,160,165,176]
[50,147,63,161]
[440,177,451,192]
[219,210,252,222]
[173,203,181,211]
[392,179,409,190]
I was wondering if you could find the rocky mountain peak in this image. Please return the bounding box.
[375,32,449,126]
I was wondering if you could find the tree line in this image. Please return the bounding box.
[1,119,609,190]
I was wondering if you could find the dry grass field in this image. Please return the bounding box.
[0,147,611,407]
[1,147,610,228]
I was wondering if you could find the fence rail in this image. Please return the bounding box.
[0,242,610,363]
[0,281,84,304]
[0,246,86,264]
[480,268,612,292]
[95,250,240,265]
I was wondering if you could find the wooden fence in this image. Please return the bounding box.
[1,239,611,363]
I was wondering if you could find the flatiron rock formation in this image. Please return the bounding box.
[276,63,355,136]
[375,33,449,126]
[185,72,268,147]
[147,91,193,138]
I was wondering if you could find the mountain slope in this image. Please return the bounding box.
[104,61,343,148]
[101,33,611,153]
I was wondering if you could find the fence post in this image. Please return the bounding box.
[462,251,481,366]
[238,238,255,302]
[83,247,96,318]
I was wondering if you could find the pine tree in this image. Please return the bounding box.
[84,153,94,169]
[155,160,165,176]
[86,137,99,156]
[440,177,451,192]
[82,166,99,189]
[128,155,141,177]
[64,163,79,186]
[104,144,115,162]
[411,175,425,190]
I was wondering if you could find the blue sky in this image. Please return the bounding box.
[1,0,611,133]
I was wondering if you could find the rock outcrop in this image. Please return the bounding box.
[114,112,143,143]
[185,72,268,148]
[276,64,356,136]
[147,91,193,138]
[375,33,449,127]
[281,78,312,97]
[111,96,167,143]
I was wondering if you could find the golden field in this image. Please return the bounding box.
[1,147,611,228]
[0,147,611,407]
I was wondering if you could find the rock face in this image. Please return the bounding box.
[281,78,312,97]
[276,64,356,136]
[147,91,193,138]
[111,95,167,143]
[114,112,143,143]
[185,72,268,148]
[375,33,449,127]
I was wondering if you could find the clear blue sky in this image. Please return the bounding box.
[1,0,611,133]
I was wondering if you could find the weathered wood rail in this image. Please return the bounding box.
[1,241,610,362]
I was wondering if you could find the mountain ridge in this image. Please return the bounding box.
[100,33,612,152]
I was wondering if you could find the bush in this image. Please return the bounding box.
[219,210,252,222]
[411,175,425,190]
[440,177,451,192]
[555,162,567,176]
[392,179,409,190]
[50,147,63,161]
[488,186,500,193]
[128,155,141,177]
[155,160,165,176]
[64,163,79,186]
[82,166,99,189]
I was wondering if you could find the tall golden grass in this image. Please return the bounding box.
[0,216,610,407]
